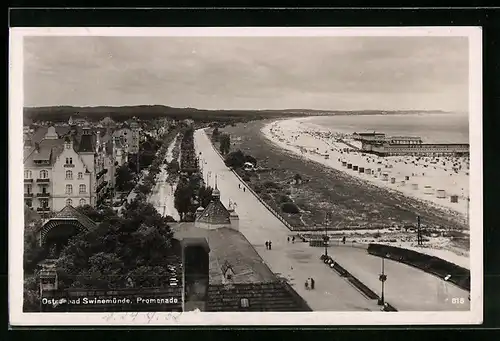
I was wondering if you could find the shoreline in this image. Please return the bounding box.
[261,116,469,223]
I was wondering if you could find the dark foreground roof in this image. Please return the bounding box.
[173,224,276,284]
[207,282,311,312]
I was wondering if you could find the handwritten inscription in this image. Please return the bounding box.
[102,311,183,324]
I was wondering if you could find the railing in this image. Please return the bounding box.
[320,256,397,312]
[36,178,50,183]
[24,193,33,197]
[208,137,296,232]
[37,207,50,212]
[24,178,33,182]
[63,164,75,168]
[36,193,50,197]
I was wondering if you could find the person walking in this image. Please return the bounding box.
[238,183,241,189]
[292,236,295,244]
[310,277,315,290]
[265,241,269,250]
[243,187,246,192]
[287,236,290,243]
[268,241,272,250]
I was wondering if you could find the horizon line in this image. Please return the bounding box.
[23,105,462,113]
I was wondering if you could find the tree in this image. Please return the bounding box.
[116,165,134,192]
[212,127,220,141]
[281,202,300,214]
[198,185,213,208]
[167,160,180,174]
[219,134,231,155]
[174,181,194,220]
[224,150,246,169]
[56,199,174,290]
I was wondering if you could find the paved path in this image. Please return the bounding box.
[195,129,379,311]
[194,128,471,312]
[150,134,180,221]
[312,245,470,311]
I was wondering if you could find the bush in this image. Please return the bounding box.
[241,174,251,182]
[278,194,293,203]
[281,202,300,214]
[262,193,272,201]
[263,181,280,189]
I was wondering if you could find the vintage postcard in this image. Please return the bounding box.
[9,27,483,326]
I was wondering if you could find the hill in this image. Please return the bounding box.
[23,105,451,124]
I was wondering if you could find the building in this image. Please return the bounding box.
[23,124,114,213]
[352,132,469,157]
[68,115,88,127]
[112,121,140,155]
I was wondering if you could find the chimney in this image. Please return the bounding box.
[228,201,239,231]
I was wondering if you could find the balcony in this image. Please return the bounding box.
[24,193,33,198]
[37,207,50,212]
[37,192,50,198]
[24,178,33,183]
[64,164,75,168]
[36,178,50,183]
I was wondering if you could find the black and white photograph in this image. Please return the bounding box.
[9,27,482,326]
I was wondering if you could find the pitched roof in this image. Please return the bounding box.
[24,139,65,167]
[51,205,97,231]
[172,224,276,285]
[196,198,231,225]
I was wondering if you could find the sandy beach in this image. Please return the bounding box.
[262,117,470,224]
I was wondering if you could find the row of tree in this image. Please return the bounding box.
[180,127,197,173]
[173,128,214,221]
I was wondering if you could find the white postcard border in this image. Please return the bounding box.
[9,26,483,326]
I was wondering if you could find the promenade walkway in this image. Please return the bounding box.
[194,128,470,312]
[194,129,378,311]
[150,134,180,221]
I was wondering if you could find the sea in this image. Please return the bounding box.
[304,113,469,144]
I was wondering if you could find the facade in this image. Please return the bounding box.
[24,123,123,213]
[112,122,140,155]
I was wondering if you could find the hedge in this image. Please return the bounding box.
[367,244,470,291]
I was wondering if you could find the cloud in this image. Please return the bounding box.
[23,36,469,111]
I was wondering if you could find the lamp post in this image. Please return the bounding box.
[378,257,387,306]
[323,212,331,257]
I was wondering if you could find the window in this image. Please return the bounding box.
[40,198,48,208]
[24,170,32,179]
[39,170,48,179]
[78,172,83,179]
[65,142,71,149]
[66,157,73,165]
[79,198,86,206]
[65,184,73,194]
[66,198,73,206]
[79,184,86,193]
[65,170,73,180]
[24,184,32,194]
[240,298,249,308]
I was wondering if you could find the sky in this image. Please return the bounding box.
[23,36,469,111]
